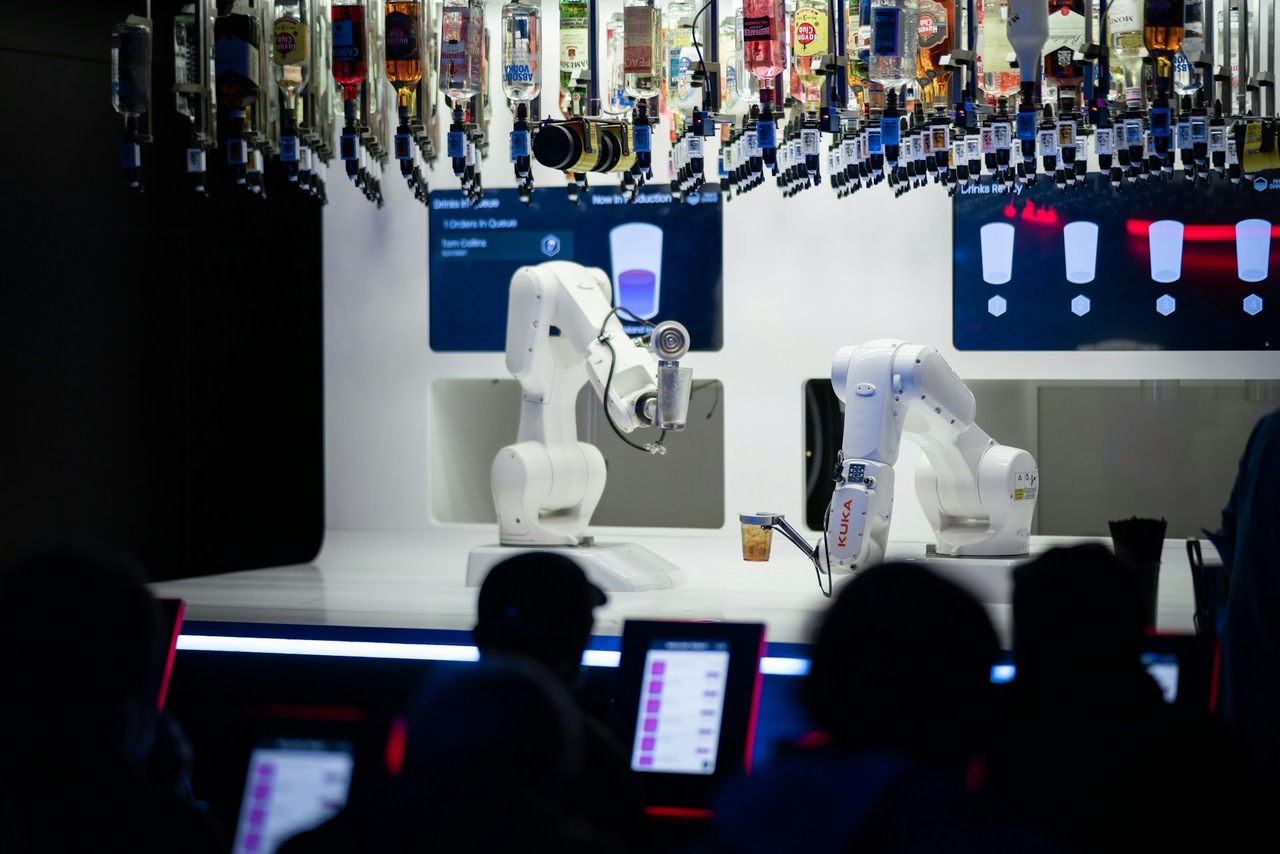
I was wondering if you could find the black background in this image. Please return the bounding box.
[1,3,325,581]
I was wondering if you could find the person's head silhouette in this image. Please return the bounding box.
[0,542,166,764]
[803,562,1000,773]
[1011,543,1145,685]
[472,552,607,684]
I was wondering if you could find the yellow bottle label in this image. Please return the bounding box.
[272,17,308,66]
[793,8,828,57]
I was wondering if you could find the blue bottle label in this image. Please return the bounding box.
[757,120,776,149]
[447,130,465,159]
[632,123,651,152]
[510,129,530,159]
[880,116,900,147]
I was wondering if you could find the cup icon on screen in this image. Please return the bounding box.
[1236,219,1272,283]
[980,223,1015,285]
[610,223,664,319]
[1063,221,1099,284]
[1148,220,1184,283]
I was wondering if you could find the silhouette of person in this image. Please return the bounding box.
[703,562,1056,854]
[472,552,653,851]
[985,543,1261,852]
[279,653,623,853]
[1206,407,1280,781]
[0,543,225,852]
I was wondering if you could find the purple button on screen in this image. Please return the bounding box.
[648,680,663,695]
[638,755,654,766]
[651,661,666,676]
[641,737,656,751]
[646,699,661,713]
[643,717,659,733]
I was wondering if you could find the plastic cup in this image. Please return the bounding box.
[1236,219,1272,283]
[1148,220,1184,283]
[980,223,1015,285]
[609,223,664,319]
[740,523,773,562]
[1063,221,1100,284]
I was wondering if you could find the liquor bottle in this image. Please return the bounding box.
[113,17,152,120]
[112,15,152,189]
[1108,0,1145,108]
[439,0,484,105]
[845,0,870,110]
[624,0,663,100]
[734,9,763,104]
[868,0,919,94]
[272,0,310,181]
[387,0,425,108]
[605,12,633,113]
[500,1,540,102]
[1006,0,1048,183]
[741,0,786,90]
[173,5,201,126]
[331,0,367,104]
[560,0,589,115]
[719,15,740,112]
[914,0,951,104]
[666,0,697,107]
[1143,0,1184,91]
[791,0,830,111]
[979,0,1019,103]
[1172,0,1203,95]
[1043,0,1084,109]
[215,3,262,111]
[214,2,262,184]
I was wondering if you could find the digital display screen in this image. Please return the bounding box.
[232,739,354,854]
[428,185,724,352]
[629,640,731,775]
[953,170,1279,350]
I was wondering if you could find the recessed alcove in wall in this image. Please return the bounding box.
[804,379,1277,540]
[429,378,725,528]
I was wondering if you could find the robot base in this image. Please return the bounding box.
[895,550,1027,604]
[466,542,688,592]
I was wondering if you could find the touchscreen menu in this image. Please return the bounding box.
[629,641,731,775]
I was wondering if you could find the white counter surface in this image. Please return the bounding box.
[150,530,1213,648]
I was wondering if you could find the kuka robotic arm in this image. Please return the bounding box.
[492,260,691,546]
[819,339,1038,572]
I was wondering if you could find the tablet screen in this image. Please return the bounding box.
[231,739,354,854]
[629,641,731,775]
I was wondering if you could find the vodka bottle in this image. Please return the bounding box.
[792,0,830,110]
[979,0,1019,103]
[559,0,589,114]
[1108,0,1145,108]
[624,0,663,100]
[439,0,484,105]
[868,0,918,93]
[1172,0,1203,95]
[500,1,541,102]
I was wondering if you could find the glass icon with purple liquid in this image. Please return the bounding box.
[610,223,664,319]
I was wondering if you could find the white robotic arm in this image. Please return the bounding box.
[817,339,1037,572]
[492,260,691,546]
